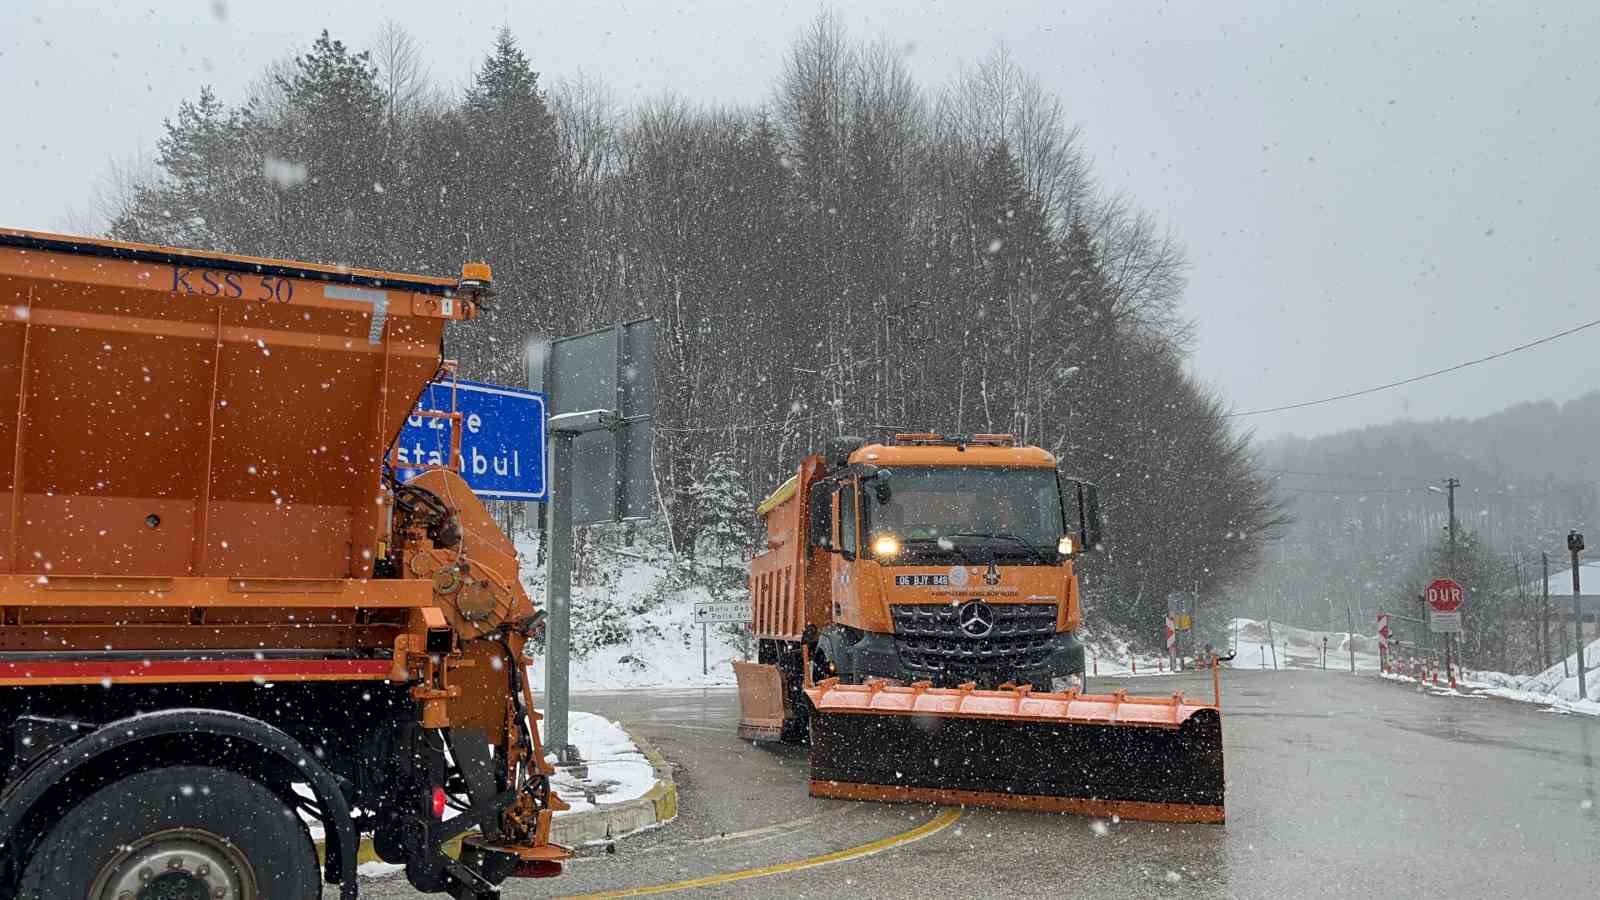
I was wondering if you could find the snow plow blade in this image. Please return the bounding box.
[804,679,1225,823]
[732,660,787,742]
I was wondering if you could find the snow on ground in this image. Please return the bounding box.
[516,534,748,690]
[1377,639,1600,718]
[1461,679,1600,716]
[1382,669,1600,716]
[1505,634,1600,701]
[1429,636,1600,717]
[530,588,744,690]
[1081,629,1192,677]
[1221,618,1382,672]
[540,710,658,814]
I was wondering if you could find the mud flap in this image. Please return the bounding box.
[444,727,503,841]
[805,680,1225,823]
[733,661,787,741]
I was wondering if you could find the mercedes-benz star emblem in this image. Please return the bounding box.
[957,599,995,639]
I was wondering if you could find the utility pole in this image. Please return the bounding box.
[1442,477,1461,678]
[1542,552,1553,670]
[1345,600,1356,673]
[1570,531,1586,700]
[1192,581,1201,673]
[1265,615,1279,671]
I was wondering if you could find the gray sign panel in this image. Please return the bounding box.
[530,319,657,526]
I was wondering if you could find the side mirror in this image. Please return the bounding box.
[1072,480,1105,552]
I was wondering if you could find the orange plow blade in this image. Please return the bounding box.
[804,679,1225,824]
[732,660,787,742]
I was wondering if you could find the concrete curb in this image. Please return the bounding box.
[552,727,678,846]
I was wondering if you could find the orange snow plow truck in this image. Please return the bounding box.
[0,229,566,899]
[734,434,1225,823]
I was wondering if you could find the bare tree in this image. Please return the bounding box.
[371,20,439,127]
[550,70,625,185]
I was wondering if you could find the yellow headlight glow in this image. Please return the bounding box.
[1057,535,1074,555]
[872,534,901,558]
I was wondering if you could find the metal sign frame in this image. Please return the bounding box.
[529,319,657,526]
[529,319,658,758]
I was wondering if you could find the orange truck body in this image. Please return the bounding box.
[735,434,1226,823]
[739,437,1085,704]
[0,229,564,896]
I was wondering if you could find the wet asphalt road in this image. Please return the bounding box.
[343,669,1600,899]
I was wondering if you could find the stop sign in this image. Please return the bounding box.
[1426,578,1464,613]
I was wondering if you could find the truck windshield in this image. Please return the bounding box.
[864,466,1064,564]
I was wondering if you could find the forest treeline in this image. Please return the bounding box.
[1240,392,1599,672]
[94,15,1278,640]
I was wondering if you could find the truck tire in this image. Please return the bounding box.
[18,765,320,900]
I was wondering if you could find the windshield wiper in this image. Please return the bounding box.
[902,536,983,566]
[944,531,1054,564]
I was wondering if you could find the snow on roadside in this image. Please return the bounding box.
[1415,634,1600,716]
[1220,618,1382,672]
[530,588,743,690]
[1504,634,1600,702]
[1081,628,1176,676]
[540,710,658,815]
[1382,669,1600,717]
[517,534,748,690]
[1470,682,1600,717]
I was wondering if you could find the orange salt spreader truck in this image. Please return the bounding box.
[733,434,1226,823]
[0,229,567,899]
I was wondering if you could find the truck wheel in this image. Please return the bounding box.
[18,765,320,900]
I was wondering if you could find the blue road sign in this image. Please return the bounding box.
[394,379,547,501]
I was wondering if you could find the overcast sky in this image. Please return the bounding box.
[3,0,1596,439]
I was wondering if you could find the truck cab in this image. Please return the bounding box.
[801,433,1102,692]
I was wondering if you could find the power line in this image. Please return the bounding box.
[1260,465,1419,480]
[656,412,824,434]
[1273,480,1427,493]
[1219,315,1600,419]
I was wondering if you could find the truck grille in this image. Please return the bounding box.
[890,603,1057,678]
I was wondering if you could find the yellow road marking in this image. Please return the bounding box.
[560,807,962,898]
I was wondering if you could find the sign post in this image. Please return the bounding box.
[1166,591,1192,671]
[530,321,657,759]
[694,602,752,678]
[1345,600,1357,674]
[1570,531,1586,700]
[1171,608,1184,666]
[1426,578,1464,688]
[1377,611,1391,672]
[544,425,577,759]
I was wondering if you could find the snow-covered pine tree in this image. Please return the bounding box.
[694,452,755,603]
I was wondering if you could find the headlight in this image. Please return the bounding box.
[872,534,901,558]
[1057,535,1074,555]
